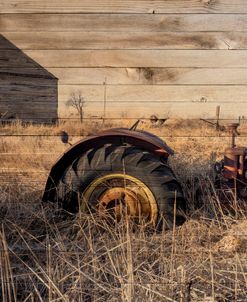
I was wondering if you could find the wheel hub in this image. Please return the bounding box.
[82,174,158,224]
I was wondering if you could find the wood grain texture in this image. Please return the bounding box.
[1,0,247,14]
[0,97,57,120]
[1,1,247,123]
[2,50,247,68]
[59,84,247,117]
[0,72,58,85]
[0,83,56,95]
[0,101,57,111]
[0,47,58,122]
[26,84,247,119]
[56,84,247,103]
[102,103,247,119]
[1,14,247,32]
[51,68,247,85]
[6,67,247,85]
[2,31,247,50]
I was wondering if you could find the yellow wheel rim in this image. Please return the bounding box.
[82,173,158,225]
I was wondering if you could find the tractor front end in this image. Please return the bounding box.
[215,123,247,202]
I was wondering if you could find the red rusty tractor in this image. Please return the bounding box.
[214,123,247,203]
[42,122,247,227]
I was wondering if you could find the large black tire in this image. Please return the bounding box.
[56,144,186,227]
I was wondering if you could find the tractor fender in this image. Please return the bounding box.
[42,128,174,202]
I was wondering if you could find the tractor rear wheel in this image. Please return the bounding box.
[56,144,186,227]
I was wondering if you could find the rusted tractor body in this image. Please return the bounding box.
[215,124,247,202]
[43,128,186,227]
[43,122,247,226]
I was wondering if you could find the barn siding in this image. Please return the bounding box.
[0,35,58,122]
[1,1,247,120]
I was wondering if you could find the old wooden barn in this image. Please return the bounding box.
[1,1,247,121]
[0,34,58,123]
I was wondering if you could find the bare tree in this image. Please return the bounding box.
[66,91,86,123]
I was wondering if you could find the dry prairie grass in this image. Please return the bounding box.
[0,119,247,301]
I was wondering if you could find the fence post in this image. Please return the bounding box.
[216,106,220,131]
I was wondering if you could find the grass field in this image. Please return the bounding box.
[0,119,247,301]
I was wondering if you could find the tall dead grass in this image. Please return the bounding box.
[0,119,247,301]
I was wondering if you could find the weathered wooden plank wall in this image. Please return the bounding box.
[1,0,247,119]
[1,1,247,14]
[0,33,58,122]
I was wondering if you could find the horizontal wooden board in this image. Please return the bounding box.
[2,14,247,32]
[0,73,57,85]
[0,110,57,117]
[0,136,238,141]
[1,0,247,14]
[0,84,56,95]
[2,85,247,118]
[89,103,247,119]
[2,84,247,103]
[58,84,247,117]
[0,107,57,118]
[0,99,57,109]
[56,84,247,103]
[2,31,247,50]
[0,109,57,117]
[0,99,57,107]
[3,67,247,86]
[3,50,247,68]
[50,67,247,85]
[4,103,247,120]
[0,68,58,80]
[2,85,245,119]
[5,67,247,85]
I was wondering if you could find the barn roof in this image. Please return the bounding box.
[0,34,58,80]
